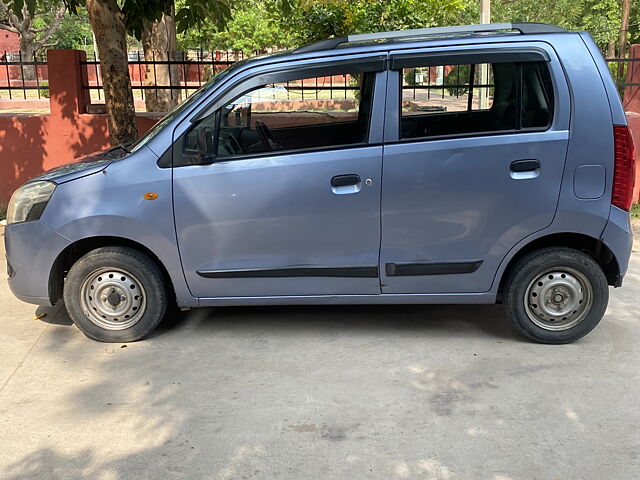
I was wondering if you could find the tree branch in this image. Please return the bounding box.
[33,5,66,49]
[0,22,20,34]
[4,7,27,35]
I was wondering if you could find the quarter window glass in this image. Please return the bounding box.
[400,61,553,140]
[521,62,554,128]
[190,72,375,158]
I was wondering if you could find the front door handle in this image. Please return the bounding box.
[331,174,361,195]
[331,174,361,188]
[510,159,540,172]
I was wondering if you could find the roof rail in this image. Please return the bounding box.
[512,22,566,34]
[294,22,566,54]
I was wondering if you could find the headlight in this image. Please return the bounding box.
[6,181,56,225]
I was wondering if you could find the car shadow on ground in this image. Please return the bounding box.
[34,303,73,326]
[35,301,521,342]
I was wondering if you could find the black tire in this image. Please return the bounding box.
[63,246,168,342]
[504,247,609,344]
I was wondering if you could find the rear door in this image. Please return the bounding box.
[380,42,571,294]
[172,56,388,298]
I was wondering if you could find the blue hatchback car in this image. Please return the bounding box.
[4,23,636,343]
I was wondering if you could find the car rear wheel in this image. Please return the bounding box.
[63,246,167,342]
[504,247,609,344]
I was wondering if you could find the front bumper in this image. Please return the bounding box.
[5,220,71,305]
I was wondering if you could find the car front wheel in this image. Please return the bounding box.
[63,246,168,342]
[504,247,609,344]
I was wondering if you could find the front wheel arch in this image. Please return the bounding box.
[49,236,175,306]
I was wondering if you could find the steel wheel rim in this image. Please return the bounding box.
[524,266,593,331]
[80,267,147,330]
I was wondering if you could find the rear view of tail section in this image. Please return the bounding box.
[579,33,637,211]
[612,125,636,211]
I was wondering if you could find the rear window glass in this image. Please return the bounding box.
[400,61,553,140]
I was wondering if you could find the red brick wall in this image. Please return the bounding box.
[623,45,640,114]
[0,113,159,204]
[0,31,19,54]
[0,50,161,205]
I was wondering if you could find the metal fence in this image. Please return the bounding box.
[81,50,236,103]
[1,51,639,107]
[605,57,640,95]
[0,51,49,100]
[401,64,493,102]
[81,50,359,105]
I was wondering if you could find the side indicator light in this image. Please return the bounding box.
[143,192,158,200]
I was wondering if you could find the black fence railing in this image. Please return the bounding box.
[1,51,639,109]
[401,64,493,101]
[0,51,49,101]
[80,50,237,103]
[81,51,361,106]
[605,57,640,95]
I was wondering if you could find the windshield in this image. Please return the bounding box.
[129,67,233,153]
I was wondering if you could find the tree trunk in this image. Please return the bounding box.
[617,0,631,81]
[607,41,616,60]
[18,33,35,81]
[141,4,180,113]
[85,0,138,145]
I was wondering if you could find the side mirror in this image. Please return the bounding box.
[196,125,215,158]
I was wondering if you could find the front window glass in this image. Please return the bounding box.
[186,70,376,158]
[130,67,234,153]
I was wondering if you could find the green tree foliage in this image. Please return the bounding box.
[33,11,92,50]
[6,0,231,40]
[178,0,293,53]
[7,0,638,58]
[580,0,622,47]
[282,0,475,44]
[627,1,639,46]
[490,0,628,51]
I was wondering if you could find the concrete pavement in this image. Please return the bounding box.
[1,228,639,479]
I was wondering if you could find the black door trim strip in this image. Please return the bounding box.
[385,260,482,277]
[197,265,379,279]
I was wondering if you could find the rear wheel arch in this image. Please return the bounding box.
[49,236,175,306]
[497,232,620,300]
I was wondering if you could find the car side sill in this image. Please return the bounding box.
[197,292,496,307]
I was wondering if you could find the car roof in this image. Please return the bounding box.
[294,22,567,54]
[224,23,573,77]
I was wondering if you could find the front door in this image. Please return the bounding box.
[380,44,571,294]
[173,63,386,298]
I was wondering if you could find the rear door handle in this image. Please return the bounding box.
[510,159,541,179]
[331,174,361,187]
[510,159,540,172]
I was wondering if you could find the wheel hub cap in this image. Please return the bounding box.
[524,267,593,331]
[80,269,146,330]
[106,290,122,306]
